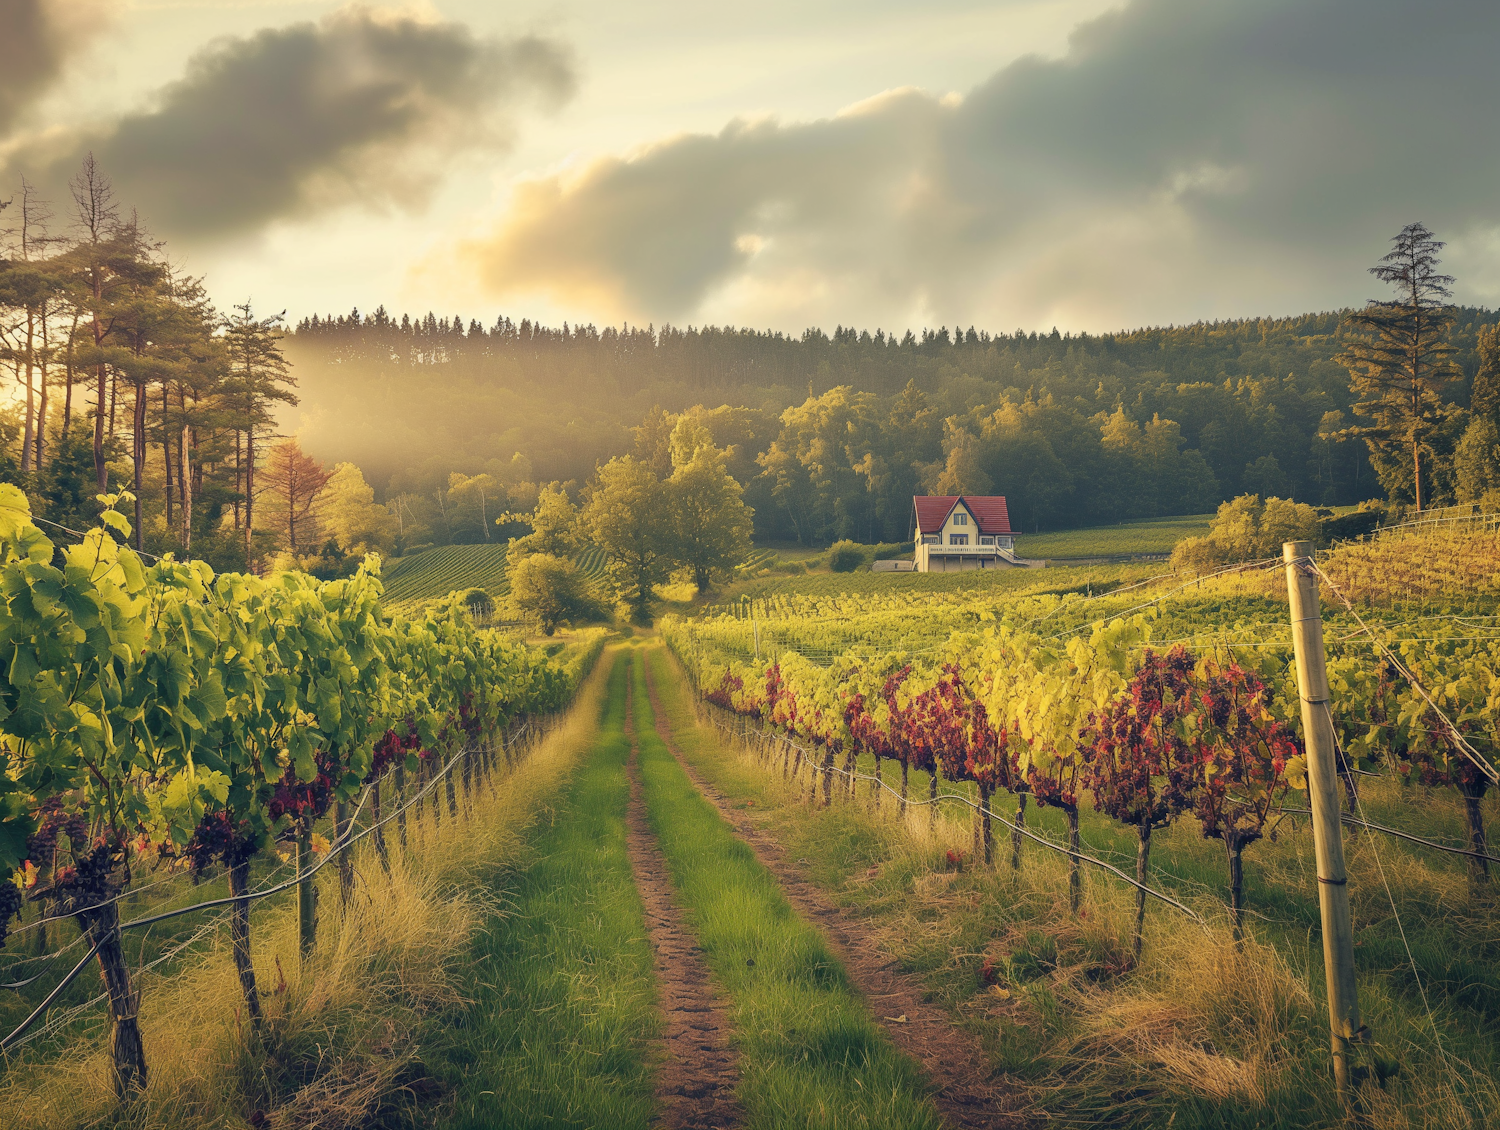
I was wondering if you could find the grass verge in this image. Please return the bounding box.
[629,647,944,1130]
[646,643,1500,1130]
[424,649,657,1130]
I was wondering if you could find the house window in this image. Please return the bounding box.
[922,534,940,545]
[980,536,994,546]
[949,534,969,546]
[997,536,1014,550]
[952,512,968,526]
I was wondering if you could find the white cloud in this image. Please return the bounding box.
[444,0,1500,332]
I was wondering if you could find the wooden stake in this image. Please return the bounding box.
[1284,541,1365,1098]
[296,821,317,960]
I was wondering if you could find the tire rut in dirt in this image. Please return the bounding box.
[643,660,1022,1130]
[625,692,746,1130]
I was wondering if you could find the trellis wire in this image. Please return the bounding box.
[0,714,548,1055]
[701,703,1208,927]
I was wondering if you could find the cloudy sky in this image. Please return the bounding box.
[4,0,1498,333]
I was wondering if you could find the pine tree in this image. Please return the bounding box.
[222,304,296,567]
[1472,324,1500,427]
[1338,223,1462,510]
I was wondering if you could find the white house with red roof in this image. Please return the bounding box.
[910,495,1025,572]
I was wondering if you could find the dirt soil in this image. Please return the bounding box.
[625,694,746,1130]
[643,661,1024,1130]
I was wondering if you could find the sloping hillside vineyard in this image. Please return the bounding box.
[663,518,1500,1070]
[380,543,615,610]
[0,484,602,1094]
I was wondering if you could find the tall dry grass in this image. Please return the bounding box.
[0,649,616,1130]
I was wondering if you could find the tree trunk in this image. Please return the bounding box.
[869,757,881,810]
[131,378,145,549]
[180,425,193,552]
[227,858,263,1029]
[1413,439,1423,513]
[843,745,857,800]
[1067,807,1082,913]
[820,745,835,808]
[1461,782,1490,889]
[1011,793,1028,871]
[297,822,317,960]
[928,769,938,833]
[162,385,173,528]
[900,759,909,819]
[244,429,255,569]
[80,899,147,1097]
[1133,824,1152,963]
[445,756,459,819]
[233,429,242,530]
[35,310,49,470]
[63,315,77,436]
[20,308,35,474]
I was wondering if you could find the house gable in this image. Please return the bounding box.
[913,495,1013,540]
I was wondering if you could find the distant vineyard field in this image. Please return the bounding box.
[738,548,778,571]
[382,543,615,612]
[1015,513,1213,560]
[382,544,512,605]
[575,545,610,581]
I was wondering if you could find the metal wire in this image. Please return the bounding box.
[708,707,1208,926]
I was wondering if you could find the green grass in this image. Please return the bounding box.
[427,653,658,1130]
[1014,512,1213,560]
[629,648,945,1130]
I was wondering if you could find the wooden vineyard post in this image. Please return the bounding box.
[297,819,318,960]
[1284,541,1365,1099]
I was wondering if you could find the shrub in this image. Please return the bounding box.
[1168,535,1227,576]
[827,540,869,572]
[1317,499,1387,542]
[872,540,915,561]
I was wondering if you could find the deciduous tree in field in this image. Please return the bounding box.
[584,455,673,623]
[504,482,581,563]
[669,437,753,592]
[510,552,596,635]
[319,461,396,555]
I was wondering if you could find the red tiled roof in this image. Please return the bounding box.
[913,495,1012,536]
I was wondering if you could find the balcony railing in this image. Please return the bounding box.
[918,539,1015,553]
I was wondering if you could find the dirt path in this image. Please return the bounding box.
[643,660,1022,1130]
[624,692,746,1130]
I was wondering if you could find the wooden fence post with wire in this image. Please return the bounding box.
[1284,540,1367,1100]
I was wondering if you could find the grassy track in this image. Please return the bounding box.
[427,652,658,1130]
[629,648,944,1130]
